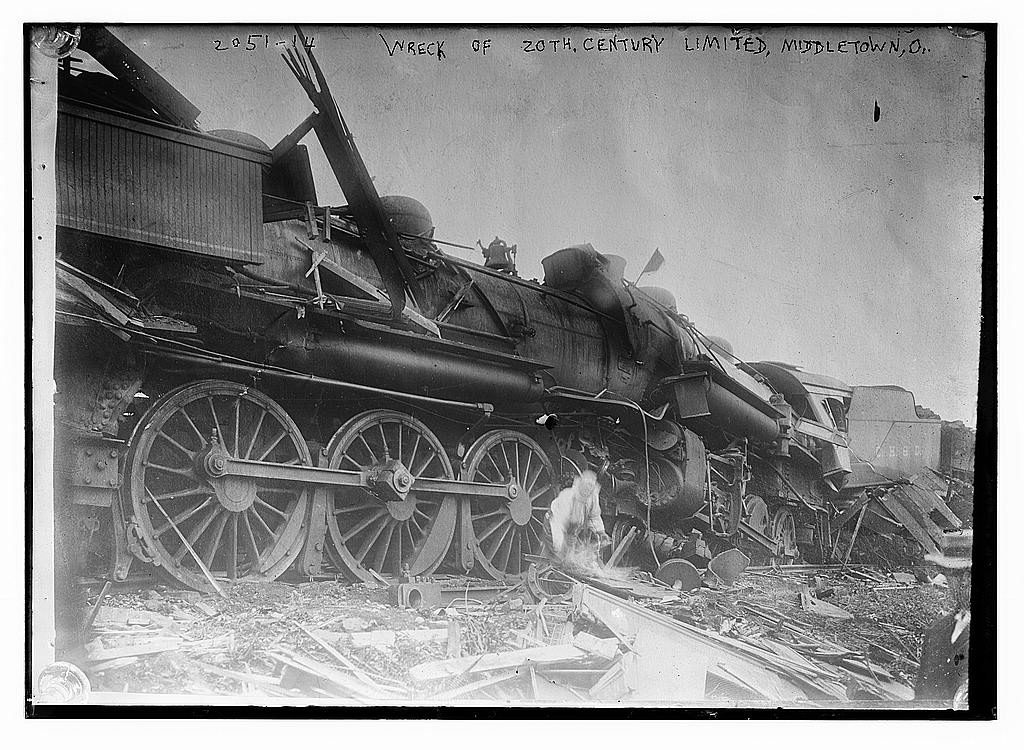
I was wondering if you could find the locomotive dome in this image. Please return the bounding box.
[638,286,678,313]
[380,195,434,238]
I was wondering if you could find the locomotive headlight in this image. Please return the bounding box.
[30,25,81,59]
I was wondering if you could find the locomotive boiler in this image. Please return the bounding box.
[50,27,858,592]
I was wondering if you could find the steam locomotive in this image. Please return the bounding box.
[49,27,926,593]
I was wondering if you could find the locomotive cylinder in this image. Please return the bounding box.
[704,381,782,443]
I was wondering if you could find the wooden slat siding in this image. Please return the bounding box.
[173,121,185,246]
[242,161,252,252]
[116,114,124,240]
[195,127,207,251]
[148,123,159,246]
[200,137,209,248]
[55,99,268,262]
[240,157,249,255]
[58,114,70,230]
[217,147,227,252]
[112,113,122,235]
[243,160,251,255]
[207,144,217,251]
[186,125,196,249]
[223,147,232,254]
[142,121,155,243]
[241,160,250,256]
[154,129,164,245]
[124,121,135,235]
[212,142,221,249]
[235,158,245,254]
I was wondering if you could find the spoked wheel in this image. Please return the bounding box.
[125,380,311,592]
[462,430,557,581]
[771,508,799,564]
[324,410,458,582]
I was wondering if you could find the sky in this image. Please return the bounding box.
[112,24,986,425]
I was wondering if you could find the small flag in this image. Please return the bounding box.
[640,248,665,276]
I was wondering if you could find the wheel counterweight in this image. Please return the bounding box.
[324,410,458,582]
[124,380,311,592]
[462,430,557,580]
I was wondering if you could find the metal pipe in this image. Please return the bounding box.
[143,346,493,413]
[545,386,667,422]
[437,321,517,344]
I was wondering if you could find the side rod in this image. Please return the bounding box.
[217,455,517,499]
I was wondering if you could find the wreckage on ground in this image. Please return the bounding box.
[49,558,941,706]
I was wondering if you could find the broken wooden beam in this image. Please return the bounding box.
[85,635,182,662]
[408,642,605,682]
[572,631,620,661]
[270,647,404,701]
[432,669,520,701]
[841,504,868,565]
[574,584,813,702]
[606,526,638,568]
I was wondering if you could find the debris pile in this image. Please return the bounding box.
[80,578,533,701]
[74,559,953,705]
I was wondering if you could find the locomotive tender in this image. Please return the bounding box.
[52,27,899,593]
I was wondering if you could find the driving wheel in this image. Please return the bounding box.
[461,430,557,580]
[324,410,458,582]
[124,380,310,591]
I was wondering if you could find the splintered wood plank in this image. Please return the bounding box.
[906,478,962,529]
[85,636,182,662]
[891,487,947,544]
[588,659,629,701]
[409,644,593,682]
[832,493,872,531]
[270,647,399,701]
[877,494,940,553]
[433,670,520,701]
